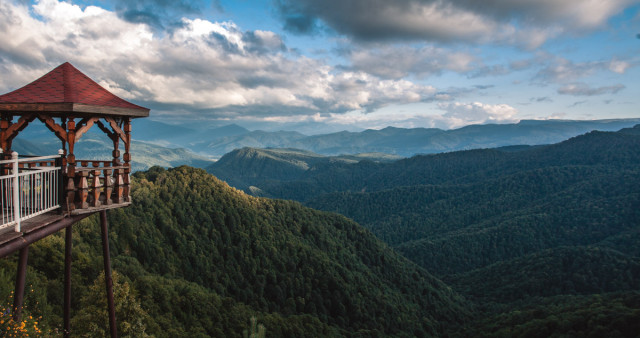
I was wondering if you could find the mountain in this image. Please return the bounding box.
[2,166,471,336]
[133,121,251,149]
[11,127,214,171]
[205,126,640,335]
[15,118,640,160]
[190,130,307,157]
[306,129,640,273]
[144,118,640,158]
[209,147,401,192]
[132,118,196,144]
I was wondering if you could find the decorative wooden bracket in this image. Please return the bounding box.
[103,117,126,143]
[4,114,36,142]
[37,115,68,143]
[95,120,117,140]
[75,117,100,141]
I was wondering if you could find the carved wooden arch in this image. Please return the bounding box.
[1,114,131,161]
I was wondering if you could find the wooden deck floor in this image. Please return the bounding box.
[0,211,66,246]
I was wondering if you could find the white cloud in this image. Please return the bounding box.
[609,60,631,74]
[534,56,637,84]
[0,0,439,118]
[557,83,625,96]
[438,102,519,127]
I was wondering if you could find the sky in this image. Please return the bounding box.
[1,0,639,134]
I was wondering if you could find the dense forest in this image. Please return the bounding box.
[1,126,639,336]
[207,125,640,336]
[1,166,469,337]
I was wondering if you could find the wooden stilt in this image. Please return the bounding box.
[64,225,73,337]
[12,246,29,322]
[100,210,118,338]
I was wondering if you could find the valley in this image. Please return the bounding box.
[3,122,639,336]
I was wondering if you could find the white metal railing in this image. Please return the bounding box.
[1,150,63,233]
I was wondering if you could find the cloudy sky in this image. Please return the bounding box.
[1,0,639,133]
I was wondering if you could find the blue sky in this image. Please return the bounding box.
[1,0,639,134]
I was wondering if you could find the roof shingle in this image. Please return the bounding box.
[0,62,149,117]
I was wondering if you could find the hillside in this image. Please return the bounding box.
[442,246,640,304]
[210,147,401,192]
[206,127,640,335]
[305,129,640,274]
[0,166,470,336]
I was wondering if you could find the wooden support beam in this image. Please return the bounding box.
[0,214,91,259]
[0,114,12,152]
[12,246,29,322]
[100,210,118,338]
[64,226,73,338]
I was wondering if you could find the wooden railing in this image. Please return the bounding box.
[70,160,130,212]
[1,151,63,232]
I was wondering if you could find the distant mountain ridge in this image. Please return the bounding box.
[140,118,640,158]
[12,130,214,172]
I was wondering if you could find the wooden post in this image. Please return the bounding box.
[60,117,67,159]
[123,118,131,202]
[12,246,29,322]
[0,114,12,154]
[63,225,73,337]
[100,210,118,338]
[66,118,76,211]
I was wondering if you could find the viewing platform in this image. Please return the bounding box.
[0,150,132,243]
[0,62,149,337]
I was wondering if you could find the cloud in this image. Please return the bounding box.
[569,100,588,107]
[438,101,519,126]
[110,0,216,29]
[557,83,626,96]
[608,59,631,73]
[345,45,475,79]
[0,0,440,120]
[275,0,632,46]
[534,56,635,84]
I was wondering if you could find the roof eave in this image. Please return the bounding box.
[0,103,150,118]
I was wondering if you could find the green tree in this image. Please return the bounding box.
[72,270,150,337]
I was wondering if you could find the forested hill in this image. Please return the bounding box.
[208,126,640,202]
[209,147,402,192]
[206,126,640,335]
[1,166,470,336]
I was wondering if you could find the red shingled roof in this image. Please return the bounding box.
[0,62,149,117]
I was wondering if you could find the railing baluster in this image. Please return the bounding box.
[0,152,63,232]
[91,163,101,207]
[12,152,20,232]
[103,168,113,206]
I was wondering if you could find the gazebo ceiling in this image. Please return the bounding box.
[0,62,149,118]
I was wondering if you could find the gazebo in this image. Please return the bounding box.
[0,62,149,337]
